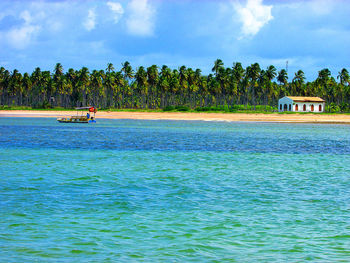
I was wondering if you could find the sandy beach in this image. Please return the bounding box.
[1,110,350,124]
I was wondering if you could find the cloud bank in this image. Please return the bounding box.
[0,0,349,81]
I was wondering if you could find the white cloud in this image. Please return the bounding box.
[84,8,96,31]
[126,0,155,36]
[107,1,124,23]
[6,25,39,49]
[234,0,273,38]
[19,10,32,24]
[4,10,40,49]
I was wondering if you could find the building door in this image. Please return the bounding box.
[295,104,298,111]
[319,105,322,111]
[311,104,314,111]
[284,104,287,111]
[303,104,306,111]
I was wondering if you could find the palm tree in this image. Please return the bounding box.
[316,68,331,101]
[9,69,22,106]
[22,73,32,106]
[159,65,172,107]
[264,65,277,107]
[277,69,288,86]
[169,69,180,105]
[232,62,244,82]
[135,66,148,108]
[246,63,261,109]
[186,68,196,105]
[106,63,115,73]
[121,62,134,107]
[208,77,221,106]
[212,59,224,76]
[277,69,288,99]
[42,70,52,105]
[105,63,116,107]
[232,62,245,105]
[147,65,158,108]
[266,65,277,82]
[104,71,116,108]
[337,68,349,86]
[31,67,43,106]
[77,67,90,106]
[121,61,134,81]
[179,66,188,105]
[292,70,305,95]
[337,68,350,105]
[65,68,77,107]
[53,63,65,104]
[90,69,105,107]
[54,63,63,76]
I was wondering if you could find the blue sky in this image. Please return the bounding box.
[0,0,349,80]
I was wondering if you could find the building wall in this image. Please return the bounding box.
[293,102,325,112]
[278,97,325,112]
[278,97,293,112]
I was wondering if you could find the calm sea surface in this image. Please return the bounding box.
[0,117,350,262]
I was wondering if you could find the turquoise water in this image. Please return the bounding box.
[1,118,350,262]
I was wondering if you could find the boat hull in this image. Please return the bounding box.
[57,120,89,123]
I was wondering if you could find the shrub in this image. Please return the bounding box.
[175,105,190,111]
[33,101,52,109]
[163,105,175,111]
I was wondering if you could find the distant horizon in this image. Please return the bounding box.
[0,0,349,81]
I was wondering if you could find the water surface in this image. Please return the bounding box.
[0,118,349,262]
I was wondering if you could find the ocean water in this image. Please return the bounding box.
[0,117,350,262]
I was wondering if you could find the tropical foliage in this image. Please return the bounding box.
[0,61,349,112]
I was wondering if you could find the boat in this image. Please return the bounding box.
[57,107,97,123]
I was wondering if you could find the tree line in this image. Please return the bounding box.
[0,60,349,111]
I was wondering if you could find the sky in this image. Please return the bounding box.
[0,0,349,81]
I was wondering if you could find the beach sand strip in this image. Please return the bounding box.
[1,110,350,124]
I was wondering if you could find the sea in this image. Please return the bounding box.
[0,117,349,262]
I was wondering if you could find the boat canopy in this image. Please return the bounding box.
[75,107,93,110]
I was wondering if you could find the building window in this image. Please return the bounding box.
[295,104,299,111]
[311,104,314,111]
[289,104,291,111]
[319,105,322,111]
[280,104,282,110]
[303,104,306,111]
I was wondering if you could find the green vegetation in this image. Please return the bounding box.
[0,61,349,112]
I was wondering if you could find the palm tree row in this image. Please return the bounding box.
[0,60,349,111]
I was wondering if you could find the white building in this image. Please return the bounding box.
[278,96,325,112]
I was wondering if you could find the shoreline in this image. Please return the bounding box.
[1,110,350,124]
